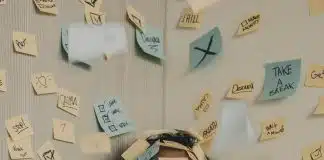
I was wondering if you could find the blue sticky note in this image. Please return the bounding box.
[190,26,222,69]
[137,141,160,160]
[94,97,135,137]
[262,59,301,100]
[136,25,164,59]
[61,27,69,53]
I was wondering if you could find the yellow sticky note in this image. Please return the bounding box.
[193,92,212,119]
[122,139,150,160]
[236,13,260,36]
[314,96,324,115]
[85,6,105,25]
[187,0,220,13]
[53,119,75,143]
[6,115,34,141]
[226,80,254,100]
[305,64,324,88]
[31,72,57,95]
[259,118,285,141]
[178,8,201,29]
[57,89,80,117]
[196,119,218,142]
[126,6,145,32]
[33,0,58,15]
[302,141,324,160]
[13,32,38,56]
[0,0,6,5]
[37,141,62,160]
[7,137,34,159]
[82,0,103,11]
[80,133,111,154]
[0,70,7,91]
[309,0,324,16]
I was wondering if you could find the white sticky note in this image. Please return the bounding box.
[7,137,34,159]
[13,32,38,56]
[80,133,111,154]
[6,115,34,141]
[68,23,128,64]
[37,141,62,160]
[53,119,75,143]
[31,72,57,95]
[57,89,80,117]
[0,70,7,91]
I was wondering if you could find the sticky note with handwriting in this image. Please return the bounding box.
[196,118,218,142]
[94,97,135,137]
[37,141,62,160]
[313,96,324,115]
[226,80,254,100]
[259,118,285,141]
[178,8,201,29]
[80,133,111,154]
[53,119,75,143]
[193,92,212,119]
[236,13,260,36]
[13,32,38,56]
[136,25,164,59]
[7,137,34,159]
[309,0,324,16]
[6,115,34,141]
[121,139,149,160]
[85,6,105,25]
[31,72,57,95]
[305,64,324,88]
[57,89,80,117]
[0,70,7,91]
[262,59,301,100]
[33,0,58,15]
[187,0,220,13]
[127,5,145,32]
[137,141,160,160]
[302,141,324,160]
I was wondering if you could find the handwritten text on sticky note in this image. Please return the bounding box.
[31,72,57,95]
[193,92,211,119]
[302,141,324,160]
[33,0,58,15]
[37,141,62,160]
[305,64,324,88]
[178,8,201,29]
[85,6,105,25]
[6,115,34,141]
[7,137,34,159]
[226,80,254,100]
[236,13,260,36]
[259,118,285,141]
[57,89,80,117]
[13,32,38,56]
[53,119,75,143]
[199,120,218,141]
[136,25,164,59]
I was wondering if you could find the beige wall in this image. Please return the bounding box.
[0,0,165,159]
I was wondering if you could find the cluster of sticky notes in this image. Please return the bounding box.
[61,23,128,65]
[82,0,105,25]
[94,97,135,137]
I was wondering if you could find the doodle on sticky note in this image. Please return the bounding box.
[85,6,105,25]
[262,59,301,100]
[6,115,34,141]
[31,72,57,95]
[13,32,38,56]
[136,25,164,59]
[37,141,62,160]
[94,97,135,137]
[302,142,324,160]
[57,89,80,117]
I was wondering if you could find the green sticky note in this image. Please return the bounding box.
[190,26,222,69]
[136,25,164,59]
[262,59,301,100]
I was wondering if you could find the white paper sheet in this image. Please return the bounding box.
[209,100,256,157]
[67,23,128,64]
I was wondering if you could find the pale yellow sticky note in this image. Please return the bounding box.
[126,5,145,32]
[236,13,260,36]
[122,139,150,160]
[259,118,285,141]
[80,133,111,154]
[33,0,58,15]
[305,64,324,88]
[82,0,103,11]
[37,141,62,160]
[0,70,7,91]
[57,88,80,117]
[53,118,75,143]
[314,96,324,115]
[85,6,105,25]
[187,0,220,13]
[309,0,324,16]
[7,137,34,159]
[193,92,212,119]
[0,0,6,5]
[196,119,218,142]
[302,141,324,160]
[178,8,201,29]
[6,115,34,141]
[31,72,57,95]
[13,32,38,56]
[226,80,254,100]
